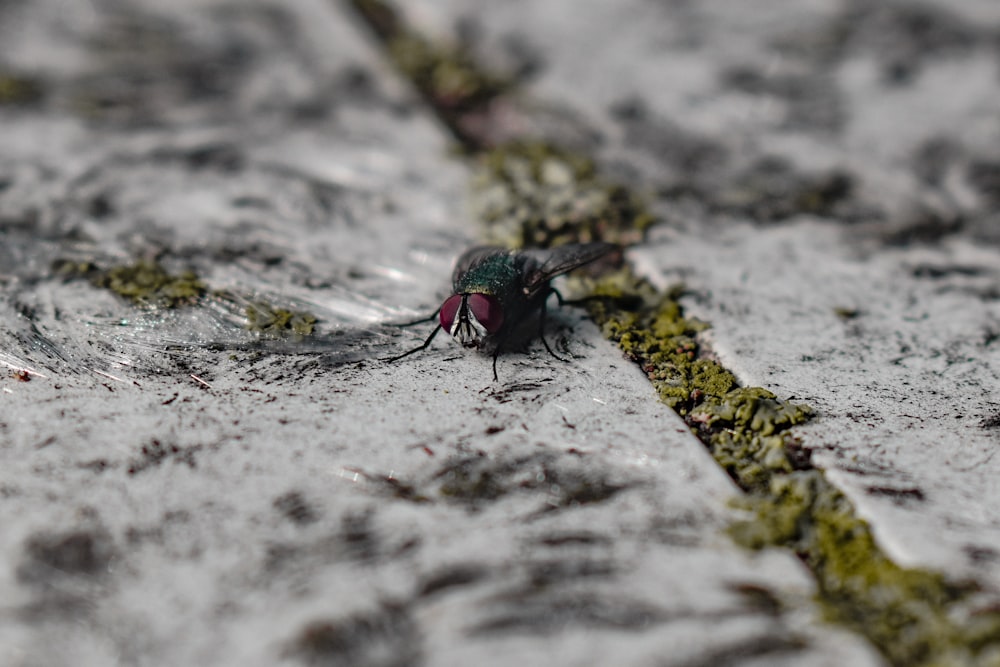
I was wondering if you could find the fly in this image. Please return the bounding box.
[386,242,618,381]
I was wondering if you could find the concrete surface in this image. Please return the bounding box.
[405,0,1000,603]
[2,0,1000,665]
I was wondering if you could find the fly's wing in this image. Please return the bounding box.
[451,246,508,287]
[520,242,618,297]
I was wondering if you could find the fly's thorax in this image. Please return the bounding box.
[439,292,504,347]
[454,254,524,299]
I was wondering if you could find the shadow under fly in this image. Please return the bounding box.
[384,242,619,381]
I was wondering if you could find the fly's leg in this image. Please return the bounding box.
[383,325,442,363]
[395,307,441,327]
[553,288,643,311]
[492,345,501,382]
[539,290,569,363]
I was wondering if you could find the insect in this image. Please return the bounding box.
[386,242,618,380]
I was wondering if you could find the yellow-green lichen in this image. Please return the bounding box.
[350,0,509,148]
[385,32,509,115]
[244,301,317,337]
[581,271,730,413]
[583,268,1000,666]
[357,3,1000,663]
[91,261,206,308]
[0,74,44,106]
[465,130,1000,667]
[473,142,656,249]
[834,306,859,320]
[52,259,102,280]
[731,472,1000,667]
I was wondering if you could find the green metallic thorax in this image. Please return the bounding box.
[453,252,538,334]
[454,253,521,299]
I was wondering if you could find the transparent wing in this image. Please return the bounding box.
[520,242,618,294]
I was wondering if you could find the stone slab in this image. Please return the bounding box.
[0,1,884,665]
[401,0,1000,600]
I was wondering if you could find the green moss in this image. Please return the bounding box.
[90,261,206,308]
[472,142,656,249]
[56,259,315,333]
[350,0,509,148]
[0,74,44,106]
[583,268,1000,666]
[581,271,729,413]
[731,472,1000,667]
[386,32,509,114]
[834,306,859,320]
[244,301,317,336]
[356,4,1000,663]
[52,258,102,280]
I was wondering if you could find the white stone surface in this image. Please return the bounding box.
[632,221,1000,588]
[0,1,885,666]
[403,0,1000,600]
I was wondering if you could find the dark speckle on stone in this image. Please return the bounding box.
[526,558,615,587]
[612,97,729,178]
[910,264,986,279]
[729,583,783,617]
[720,66,844,132]
[172,143,246,172]
[77,458,111,474]
[967,160,1000,204]
[417,564,487,598]
[865,486,926,505]
[341,510,379,562]
[274,491,319,525]
[980,413,1000,430]
[127,439,202,475]
[535,532,611,547]
[468,592,665,636]
[434,452,629,512]
[18,528,116,584]
[911,137,960,186]
[964,545,999,563]
[284,603,419,667]
[881,209,964,247]
[87,192,115,218]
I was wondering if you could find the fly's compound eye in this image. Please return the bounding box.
[439,294,463,332]
[466,293,504,333]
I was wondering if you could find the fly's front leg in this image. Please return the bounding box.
[383,324,442,363]
[395,307,441,327]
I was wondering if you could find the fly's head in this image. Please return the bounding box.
[439,292,504,347]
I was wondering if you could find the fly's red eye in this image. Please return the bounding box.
[467,293,504,333]
[439,294,463,331]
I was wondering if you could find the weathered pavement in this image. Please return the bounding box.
[2,1,1000,666]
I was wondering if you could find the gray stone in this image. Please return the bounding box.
[401,0,1000,604]
[1,1,886,666]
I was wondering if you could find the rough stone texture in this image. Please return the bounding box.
[403,0,1000,601]
[0,1,886,666]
